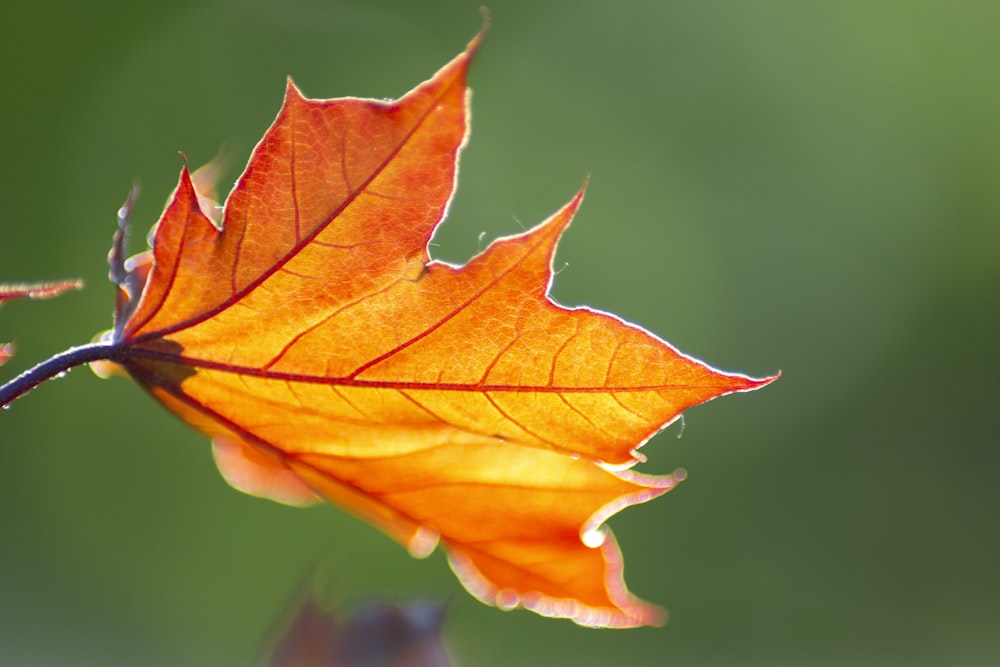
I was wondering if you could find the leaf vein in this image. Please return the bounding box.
[347,222,551,380]
[127,71,462,344]
[483,391,561,450]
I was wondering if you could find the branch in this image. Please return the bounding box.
[0,341,119,409]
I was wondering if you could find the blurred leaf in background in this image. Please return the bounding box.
[1,1,998,666]
[267,598,450,667]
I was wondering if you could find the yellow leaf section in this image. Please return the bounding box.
[148,388,319,506]
[143,372,680,626]
[125,194,767,627]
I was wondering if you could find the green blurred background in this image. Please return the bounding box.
[2,1,998,665]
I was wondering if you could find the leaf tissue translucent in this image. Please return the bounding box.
[95,32,777,628]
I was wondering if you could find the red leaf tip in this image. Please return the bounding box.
[0,279,83,304]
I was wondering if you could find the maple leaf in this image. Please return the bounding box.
[0,33,776,627]
[0,280,82,366]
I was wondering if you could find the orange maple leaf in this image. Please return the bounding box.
[97,34,775,627]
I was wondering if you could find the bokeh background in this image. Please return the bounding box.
[2,1,998,665]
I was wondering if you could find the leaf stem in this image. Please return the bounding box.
[0,341,119,409]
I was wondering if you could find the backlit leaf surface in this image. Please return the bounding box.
[106,34,775,627]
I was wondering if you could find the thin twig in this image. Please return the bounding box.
[0,341,119,409]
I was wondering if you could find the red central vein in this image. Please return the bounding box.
[127,71,464,346]
[124,347,703,394]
